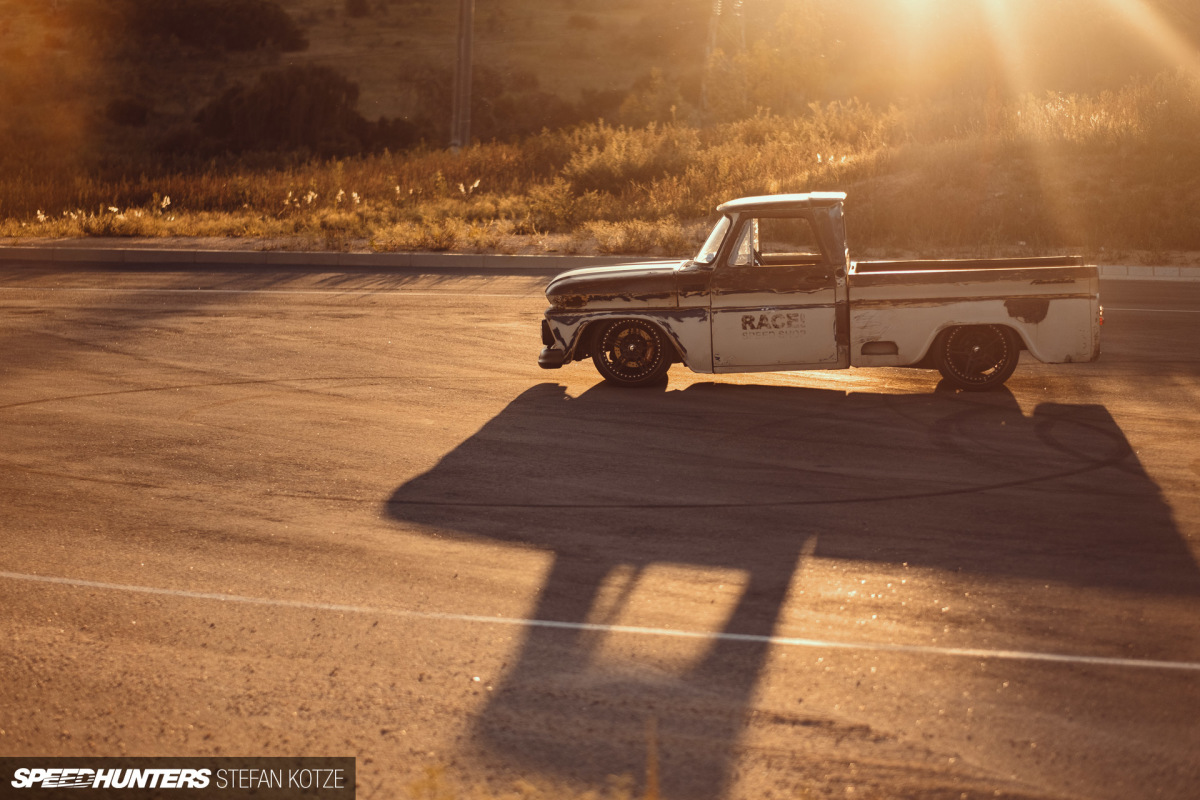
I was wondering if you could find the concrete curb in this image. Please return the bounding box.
[0,246,660,273]
[1098,264,1200,281]
[1,246,1198,280]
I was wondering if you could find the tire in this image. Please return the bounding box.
[933,324,1019,391]
[592,318,672,387]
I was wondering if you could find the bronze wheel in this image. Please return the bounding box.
[592,319,672,387]
[934,324,1019,391]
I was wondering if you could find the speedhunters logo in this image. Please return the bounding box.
[1,758,354,798]
[11,768,211,789]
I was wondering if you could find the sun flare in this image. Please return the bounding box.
[1100,0,1200,78]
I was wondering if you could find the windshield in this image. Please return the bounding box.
[694,216,731,264]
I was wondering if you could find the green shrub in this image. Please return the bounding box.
[123,0,308,52]
[562,122,700,195]
[372,219,459,251]
[585,218,697,256]
[195,65,368,154]
[106,97,150,127]
[523,178,586,233]
[618,70,689,128]
[411,65,591,143]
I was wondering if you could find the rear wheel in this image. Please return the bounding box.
[934,324,1019,391]
[592,318,672,387]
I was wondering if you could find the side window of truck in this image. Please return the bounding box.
[730,216,824,267]
[729,220,759,266]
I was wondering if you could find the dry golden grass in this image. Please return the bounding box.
[4,0,1199,260]
[3,73,1199,259]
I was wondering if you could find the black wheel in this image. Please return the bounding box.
[592,318,672,387]
[934,324,1019,391]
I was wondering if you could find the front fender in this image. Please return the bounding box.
[544,309,713,373]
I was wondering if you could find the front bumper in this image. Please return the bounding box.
[538,347,565,369]
[539,318,565,368]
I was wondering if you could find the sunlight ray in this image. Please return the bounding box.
[1100,0,1200,79]
[977,0,1085,248]
[978,0,1034,96]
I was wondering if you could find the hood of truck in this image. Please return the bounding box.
[545,261,683,311]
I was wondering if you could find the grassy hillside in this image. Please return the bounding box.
[1,0,1199,259]
[285,0,710,121]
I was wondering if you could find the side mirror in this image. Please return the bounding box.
[696,252,717,265]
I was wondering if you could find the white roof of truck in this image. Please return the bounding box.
[716,192,846,214]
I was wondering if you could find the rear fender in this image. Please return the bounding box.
[852,298,1096,368]
[911,323,1029,369]
[911,305,1095,366]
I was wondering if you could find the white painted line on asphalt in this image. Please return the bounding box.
[4,570,1198,674]
[1104,306,1200,314]
[0,287,538,298]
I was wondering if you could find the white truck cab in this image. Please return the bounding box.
[538,192,1101,391]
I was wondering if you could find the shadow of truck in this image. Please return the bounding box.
[384,381,1197,798]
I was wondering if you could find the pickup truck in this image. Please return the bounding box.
[537,192,1101,391]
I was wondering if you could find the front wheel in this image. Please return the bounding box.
[933,324,1019,391]
[592,318,672,387]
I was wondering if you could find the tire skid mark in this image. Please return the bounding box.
[368,457,1119,509]
[0,375,411,412]
[0,454,1122,510]
[0,460,164,490]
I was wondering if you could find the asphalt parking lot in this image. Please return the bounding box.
[1,262,1198,799]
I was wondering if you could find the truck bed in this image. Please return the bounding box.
[853,256,1082,274]
[845,256,1100,369]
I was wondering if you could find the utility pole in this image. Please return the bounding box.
[450,0,475,150]
[702,0,746,113]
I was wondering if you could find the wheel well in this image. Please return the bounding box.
[915,323,1026,368]
[579,318,683,364]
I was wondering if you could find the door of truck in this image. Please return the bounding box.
[709,214,849,371]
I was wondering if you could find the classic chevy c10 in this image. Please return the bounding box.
[537,192,1101,391]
